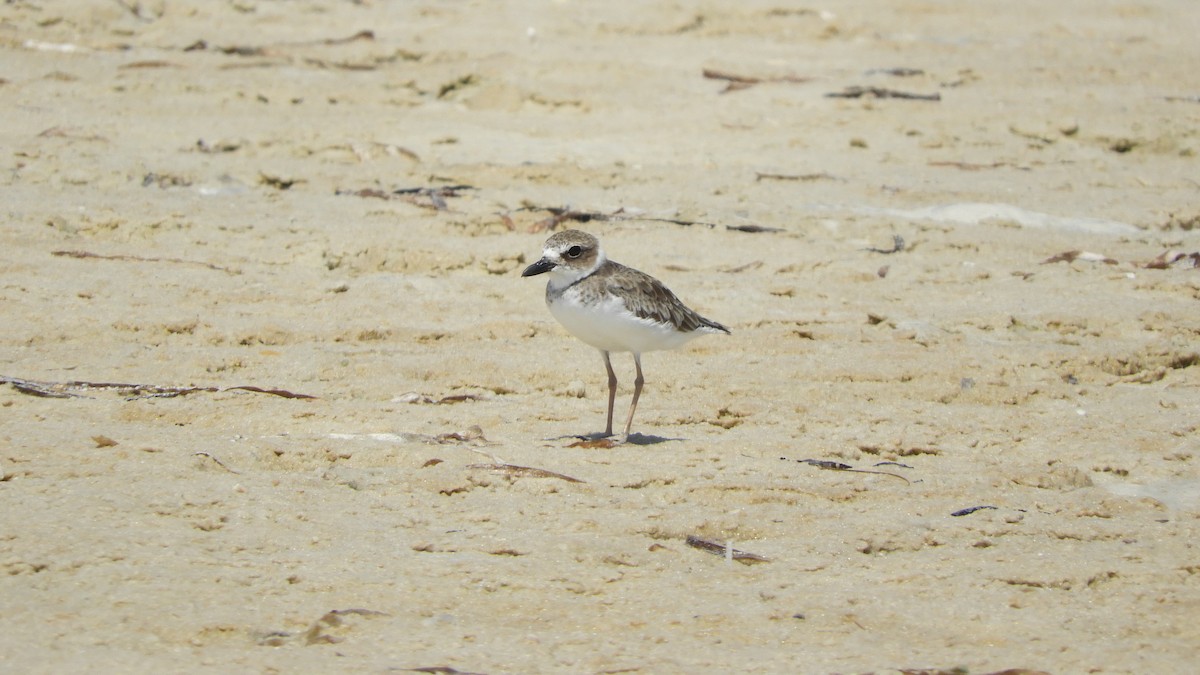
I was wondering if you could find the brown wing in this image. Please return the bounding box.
[603,262,730,334]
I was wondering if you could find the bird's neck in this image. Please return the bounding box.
[547,250,607,292]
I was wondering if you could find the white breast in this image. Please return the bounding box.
[548,287,700,353]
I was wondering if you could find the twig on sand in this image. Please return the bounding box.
[703,68,811,94]
[193,452,240,474]
[52,249,235,274]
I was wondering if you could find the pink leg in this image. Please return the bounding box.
[621,353,644,440]
[602,351,617,437]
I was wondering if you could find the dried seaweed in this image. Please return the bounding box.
[798,459,853,470]
[193,452,240,474]
[863,235,906,254]
[0,375,316,400]
[259,172,301,190]
[396,392,483,405]
[783,457,911,484]
[726,224,784,233]
[226,385,317,399]
[119,60,178,70]
[182,30,376,58]
[37,126,107,142]
[1143,250,1200,270]
[335,185,474,210]
[195,138,243,153]
[718,260,763,274]
[435,426,488,444]
[755,171,843,182]
[866,67,926,77]
[392,185,474,210]
[1049,247,1200,270]
[929,161,1026,171]
[524,206,617,232]
[465,463,585,483]
[142,172,192,188]
[685,535,770,564]
[1041,250,1118,265]
[512,205,776,234]
[827,86,941,101]
[303,608,389,646]
[52,249,235,274]
[114,0,163,21]
[951,505,998,517]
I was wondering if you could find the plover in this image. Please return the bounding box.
[522,229,730,441]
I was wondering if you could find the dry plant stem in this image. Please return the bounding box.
[193,452,240,474]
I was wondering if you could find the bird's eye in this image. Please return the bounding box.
[566,246,583,259]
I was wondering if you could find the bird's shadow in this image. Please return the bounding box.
[547,432,682,446]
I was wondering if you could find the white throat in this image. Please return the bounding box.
[547,249,607,291]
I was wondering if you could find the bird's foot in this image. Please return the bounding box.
[567,432,625,449]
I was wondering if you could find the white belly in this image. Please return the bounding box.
[548,291,699,353]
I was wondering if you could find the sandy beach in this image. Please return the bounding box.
[2,1,1199,672]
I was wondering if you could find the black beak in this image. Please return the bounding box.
[521,257,556,277]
